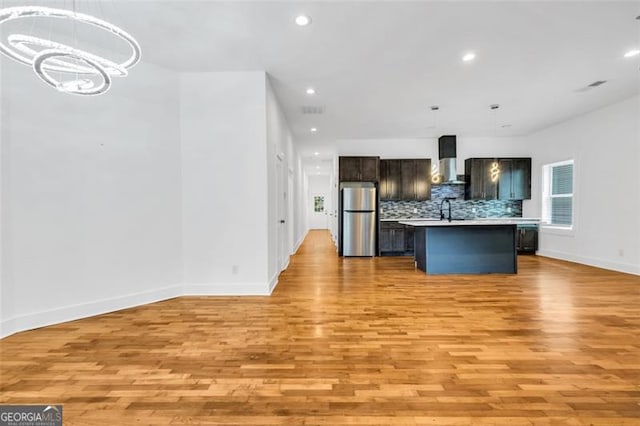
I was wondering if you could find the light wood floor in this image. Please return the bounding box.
[1,230,639,425]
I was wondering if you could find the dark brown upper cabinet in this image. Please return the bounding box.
[402,159,431,201]
[464,158,499,200]
[379,159,401,200]
[380,159,431,201]
[498,158,532,200]
[339,156,380,182]
[465,157,532,200]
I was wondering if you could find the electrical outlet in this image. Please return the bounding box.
[413,208,418,213]
[472,207,477,213]
[232,265,239,274]
[618,249,624,257]
[507,207,512,213]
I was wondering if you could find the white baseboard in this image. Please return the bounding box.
[293,231,307,254]
[268,273,279,294]
[182,282,271,296]
[0,284,183,339]
[537,249,640,276]
[1,277,284,339]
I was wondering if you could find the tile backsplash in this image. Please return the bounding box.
[380,182,522,219]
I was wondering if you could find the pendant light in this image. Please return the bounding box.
[429,106,441,184]
[489,104,500,183]
[0,5,141,96]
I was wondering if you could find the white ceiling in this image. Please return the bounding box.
[4,0,640,165]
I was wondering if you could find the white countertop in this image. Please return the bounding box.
[384,217,540,223]
[399,219,540,227]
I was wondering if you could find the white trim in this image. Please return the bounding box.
[268,273,279,294]
[293,230,307,254]
[540,225,575,237]
[1,278,285,338]
[182,282,271,296]
[0,284,183,339]
[537,249,640,276]
[541,159,575,227]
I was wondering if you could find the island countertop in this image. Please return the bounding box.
[409,221,521,274]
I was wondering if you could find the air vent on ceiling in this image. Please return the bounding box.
[588,80,607,87]
[574,80,607,92]
[301,105,324,114]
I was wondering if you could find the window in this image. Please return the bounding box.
[542,160,574,228]
[313,196,325,213]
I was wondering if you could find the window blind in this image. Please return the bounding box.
[550,163,573,226]
[552,164,573,195]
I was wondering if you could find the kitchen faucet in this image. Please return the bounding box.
[439,197,455,222]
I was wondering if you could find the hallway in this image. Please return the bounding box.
[1,230,639,425]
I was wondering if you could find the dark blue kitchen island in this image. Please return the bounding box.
[400,220,518,275]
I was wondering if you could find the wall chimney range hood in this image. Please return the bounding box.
[438,135,465,184]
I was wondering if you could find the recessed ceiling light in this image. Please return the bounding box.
[295,15,311,26]
[310,127,317,132]
[462,52,476,62]
[316,166,320,169]
[314,151,319,156]
[624,49,640,58]
[306,87,316,95]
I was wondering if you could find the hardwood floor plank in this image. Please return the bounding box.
[1,230,640,424]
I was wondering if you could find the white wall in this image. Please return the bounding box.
[292,154,308,252]
[1,68,304,338]
[307,175,331,229]
[265,76,296,285]
[526,95,640,275]
[180,72,271,295]
[1,60,183,338]
[328,161,339,245]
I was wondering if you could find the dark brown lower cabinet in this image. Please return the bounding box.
[404,226,414,254]
[380,222,414,256]
[517,224,538,254]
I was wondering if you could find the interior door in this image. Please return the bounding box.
[310,193,328,229]
[288,169,295,255]
[276,160,288,271]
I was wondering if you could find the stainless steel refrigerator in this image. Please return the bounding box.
[342,187,376,256]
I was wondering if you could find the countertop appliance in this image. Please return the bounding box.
[342,187,376,256]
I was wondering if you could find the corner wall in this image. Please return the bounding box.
[180,72,271,295]
[526,95,640,275]
[1,67,303,338]
[265,76,298,288]
[0,61,183,338]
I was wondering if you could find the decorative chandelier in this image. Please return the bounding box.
[0,6,141,96]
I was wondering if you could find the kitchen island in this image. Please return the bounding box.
[400,220,524,275]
